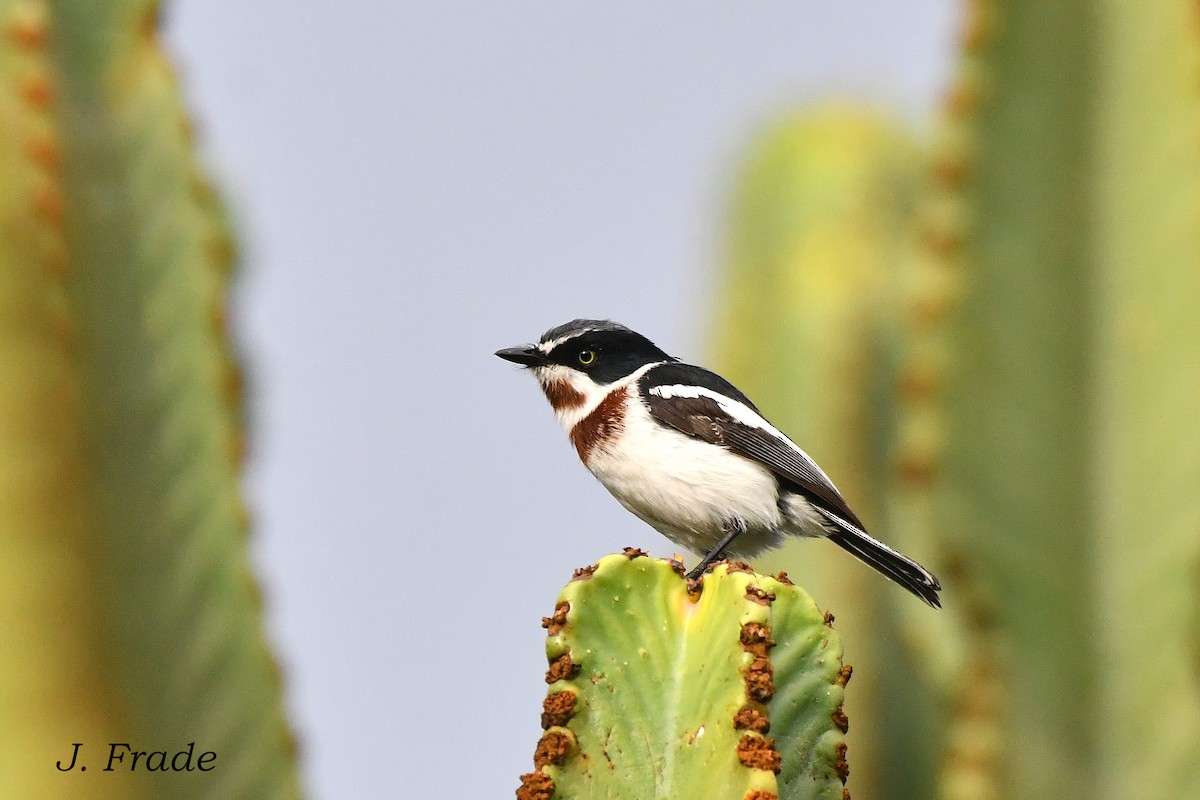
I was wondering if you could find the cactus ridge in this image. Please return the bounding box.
[1,3,300,797]
[518,553,847,800]
[708,3,1200,799]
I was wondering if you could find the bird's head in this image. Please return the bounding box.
[496,319,674,424]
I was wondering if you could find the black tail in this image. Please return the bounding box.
[817,509,942,608]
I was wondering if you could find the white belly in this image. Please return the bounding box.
[584,404,790,557]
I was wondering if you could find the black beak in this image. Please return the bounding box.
[495,345,547,367]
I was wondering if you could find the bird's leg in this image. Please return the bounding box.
[686,519,747,581]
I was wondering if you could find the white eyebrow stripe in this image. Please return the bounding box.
[647,383,835,486]
[537,329,595,353]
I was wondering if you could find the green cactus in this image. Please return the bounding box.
[711,2,1200,799]
[710,108,943,800]
[0,3,300,798]
[517,553,848,800]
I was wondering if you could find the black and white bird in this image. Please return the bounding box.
[496,319,941,608]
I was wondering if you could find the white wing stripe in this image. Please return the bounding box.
[647,383,836,486]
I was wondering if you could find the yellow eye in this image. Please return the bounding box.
[577,350,596,365]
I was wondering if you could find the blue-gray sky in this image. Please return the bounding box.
[165,3,956,796]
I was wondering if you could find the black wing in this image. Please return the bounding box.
[638,364,864,529]
[641,364,942,607]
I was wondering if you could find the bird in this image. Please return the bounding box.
[496,318,941,608]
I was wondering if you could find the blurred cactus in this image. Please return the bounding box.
[0,2,300,798]
[711,2,1200,800]
[517,553,848,800]
[711,108,941,800]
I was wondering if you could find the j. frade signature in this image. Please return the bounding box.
[56,742,215,773]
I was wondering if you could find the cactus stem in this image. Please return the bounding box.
[746,791,781,800]
[898,361,940,403]
[958,0,998,53]
[737,734,782,774]
[834,742,850,784]
[139,4,161,40]
[45,293,73,352]
[32,182,63,228]
[945,69,984,118]
[544,652,579,685]
[894,448,938,488]
[533,731,572,769]
[26,135,60,172]
[837,665,853,687]
[540,601,569,636]
[540,691,577,730]
[515,771,554,800]
[745,584,776,606]
[42,243,68,284]
[18,75,54,108]
[522,557,846,798]
[7,12,48,51]
[740,622,776,657]
[735,706,771,734]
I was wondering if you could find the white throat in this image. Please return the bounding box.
[534,362,664,431]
